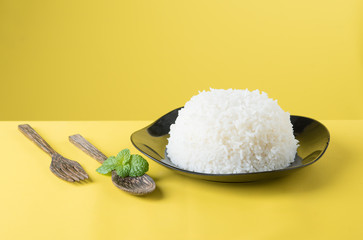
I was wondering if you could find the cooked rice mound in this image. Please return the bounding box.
[166,89,299,174]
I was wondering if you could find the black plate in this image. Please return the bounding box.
[131,107,330,182]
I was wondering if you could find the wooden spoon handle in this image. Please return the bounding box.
[69,134,108,163]
[18,124,57,156]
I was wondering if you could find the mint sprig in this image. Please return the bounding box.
[96,149,149,177]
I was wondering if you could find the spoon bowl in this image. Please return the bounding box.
[69,134,156,195]
[111,172,155,195]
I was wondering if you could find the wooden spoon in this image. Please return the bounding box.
[69,134,155,195]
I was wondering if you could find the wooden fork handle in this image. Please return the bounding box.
[69,134,108,163]
[18,124,57,156]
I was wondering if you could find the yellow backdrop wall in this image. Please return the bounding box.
[1,0,362,120]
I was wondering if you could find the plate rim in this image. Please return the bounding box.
[130,108,330,177]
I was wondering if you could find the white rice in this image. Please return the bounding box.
[166,89,299,174]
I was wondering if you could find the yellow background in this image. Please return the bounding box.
[1,0,362,121]
[1,1,363,239]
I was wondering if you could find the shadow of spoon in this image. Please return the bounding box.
[69,134,155,195]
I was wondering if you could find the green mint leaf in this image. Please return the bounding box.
[116,149,131,164]
[129,154,149,177]
[96,156,118,174]
[115,164,131,178]
[96,149,149,178]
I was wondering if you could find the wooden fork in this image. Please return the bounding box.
[18,124,89,182]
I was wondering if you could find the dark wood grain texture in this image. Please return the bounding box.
[18,124,57,156]
[50,153,89,182]
[69,134,108,163]
[69,134,156,195]
[18,124,89,182]
[111,171,156,195]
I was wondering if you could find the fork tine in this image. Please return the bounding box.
[72,163,89,179]
[50,166,75,182]
[74,167,89,180]
[51,153,88,182]
[67,165,86,180]
[59,164,81,182]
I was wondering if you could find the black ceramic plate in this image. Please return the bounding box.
[131,107,330,182]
